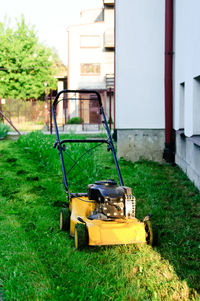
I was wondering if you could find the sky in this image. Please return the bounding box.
[0,0,103,65]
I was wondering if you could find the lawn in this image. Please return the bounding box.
[0,132,199,300]
[0,123,10,140]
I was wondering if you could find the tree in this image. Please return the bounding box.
[0,16,57,100]
[51,47,67,78]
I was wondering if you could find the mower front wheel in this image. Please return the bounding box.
[74,223,88,250]
[60,208,70,231]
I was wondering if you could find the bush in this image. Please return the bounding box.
[67,117,83,124]
[0,122,10,139]
[107,117,114,124]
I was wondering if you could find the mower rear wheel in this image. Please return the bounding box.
[74,223,88,250]
[144,220,153,245]
[60,208,70,231]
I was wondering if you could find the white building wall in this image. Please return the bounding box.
[68,22,106,90]
[174,0,200,190]
[115,0,165,129]
[174,0,200,137]
[57,80,64,123]
[67,7,115,122]
[115,0,200,189]
[115,0,165,162]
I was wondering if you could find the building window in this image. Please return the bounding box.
[179,82,185,130]
[80,63,101,75]
[193,76,200,135]
[80,35,100,48]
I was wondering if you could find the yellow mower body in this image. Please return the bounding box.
[69,196,148,246]
[53,90,154,250]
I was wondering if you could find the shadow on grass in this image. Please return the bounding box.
[128,160,200,295]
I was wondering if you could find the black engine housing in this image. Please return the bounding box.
[88,179,124,202]
[88,180,126,219]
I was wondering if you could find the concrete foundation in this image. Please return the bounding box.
[175,131,200,191]
[117,129,165,162]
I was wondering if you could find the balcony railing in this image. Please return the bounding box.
[105,74,114,88]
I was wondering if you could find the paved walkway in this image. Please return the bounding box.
[8,129,109,136]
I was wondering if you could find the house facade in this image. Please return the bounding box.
[173,0,200,190]
[115,0,165,162]
[115,0,200,190]
[67,0,114,124]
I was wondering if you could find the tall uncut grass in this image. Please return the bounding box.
[18,131,115,192]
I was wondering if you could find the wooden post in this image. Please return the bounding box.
[109,88,112,130]
[50,89,53,134]
[103,90,107,115]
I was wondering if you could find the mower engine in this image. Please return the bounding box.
[87,180,136,220]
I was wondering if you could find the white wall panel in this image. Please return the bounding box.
[174,0,200,136]
[115,0,165,129]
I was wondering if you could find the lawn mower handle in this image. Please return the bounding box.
[52,89,124,195]
[53,89,103,108]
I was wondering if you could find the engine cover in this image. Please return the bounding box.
[88,180,124,202]
[88,180,133,219]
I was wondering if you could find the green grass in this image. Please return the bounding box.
[0,122,10,139]
[0,132,199,300]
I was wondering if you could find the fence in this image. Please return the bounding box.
[0,89,114,133]
[0,97,50,132]
[52,89,114,133]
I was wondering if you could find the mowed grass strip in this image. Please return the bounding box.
[0,133,199,300]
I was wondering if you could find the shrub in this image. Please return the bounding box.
[0,122,10,139]
[67,117,83,124]
[107,117,114,124]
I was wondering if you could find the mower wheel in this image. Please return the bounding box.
[74,223,88,250]
[60,208,70,231]
[144,220,153,245]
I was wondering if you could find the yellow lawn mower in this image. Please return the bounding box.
[52,90,154,250]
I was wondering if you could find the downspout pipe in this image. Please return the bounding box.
[163,0,175,163]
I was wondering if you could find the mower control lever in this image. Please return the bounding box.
[77,217,86,224]
[53,141,58,148]
[107,143,112,151]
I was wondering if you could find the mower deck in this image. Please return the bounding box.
[69,196,147,246]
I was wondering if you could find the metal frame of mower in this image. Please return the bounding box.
[52,90,153,249]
